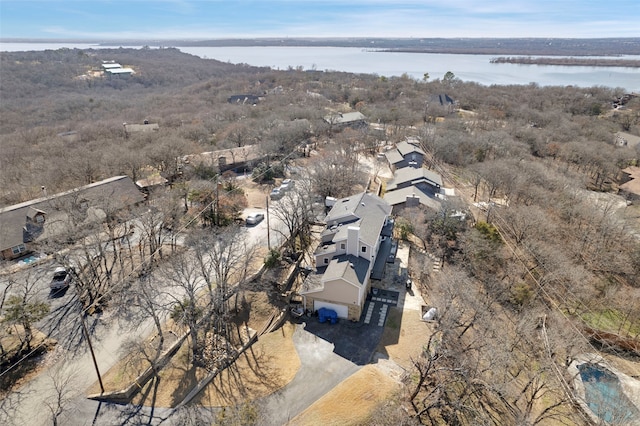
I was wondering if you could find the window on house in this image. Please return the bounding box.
[36,215,44,223]
[324,258,329,264]
[340,243,345,250]
[361,246,367,253]
[12,244,26,255]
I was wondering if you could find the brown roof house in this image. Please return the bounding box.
[300,192,392,320]
[0,176,144,260]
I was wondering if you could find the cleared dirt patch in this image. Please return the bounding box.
[88,289,293,408]
[377,305,434,371]
[287,364,400,426]
[195,321,300,407]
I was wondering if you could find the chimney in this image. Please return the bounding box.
[347,226,359,256]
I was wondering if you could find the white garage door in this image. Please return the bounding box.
[314,301,349,319]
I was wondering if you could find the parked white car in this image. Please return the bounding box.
[270,187,284,200]
[245,212,265,225]
[280,179,294,191]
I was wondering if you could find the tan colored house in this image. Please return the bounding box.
[300,192,392,320]
[324,111,367,130]
[181,144,263,174]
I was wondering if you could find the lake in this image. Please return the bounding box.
[2,43,638,92]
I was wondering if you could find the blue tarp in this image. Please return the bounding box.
[318,307,338,324]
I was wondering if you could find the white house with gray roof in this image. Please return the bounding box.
[300,192,392,320]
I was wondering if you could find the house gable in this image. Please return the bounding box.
[0,176,144,259]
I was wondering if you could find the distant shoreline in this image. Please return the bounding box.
[2,37,640,57]
[489,56,640,68]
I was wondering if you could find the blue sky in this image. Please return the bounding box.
[1,0,638,39]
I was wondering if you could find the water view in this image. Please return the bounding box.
[1,43,639,92]
[176,46,640,92]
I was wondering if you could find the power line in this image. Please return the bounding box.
[0,140,306,379]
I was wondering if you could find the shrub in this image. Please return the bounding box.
[264,249,281,268]
[474,221,501,243]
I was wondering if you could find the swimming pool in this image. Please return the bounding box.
[577,363,640,424]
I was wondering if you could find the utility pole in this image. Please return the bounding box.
[266,196,271,251]
[80,313,104,393]
[215,174,220,226]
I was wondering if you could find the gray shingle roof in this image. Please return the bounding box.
[324,111,366,125]
[0,176,144,252]
[325,192,391,248]
[383,186,442,210]
[301,254,370,293]
[384,149,404,165]
[323,255,370,286]
[396,140,426,157]
[386,167,442,191]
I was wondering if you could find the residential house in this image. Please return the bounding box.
[614,132,640,149]
[383,167,443,213]
[0,176,145,260]
[105,68,134,78]
[385,167,442,194]
[135,175,168,194]
[101,62,122,71]
[324,111,367,130]
[101,61,134,78]
[123,121,159,137]
[300,192,392,320]
[180,144,263,175]
[227,94,262,105]
[429,93,457,113]
[384,139,426,171]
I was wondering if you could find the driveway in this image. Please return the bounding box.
[303,290,399,366]
[257,324,360,425]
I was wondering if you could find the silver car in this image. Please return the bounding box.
[50,267,71,290]
[246,212,265,225]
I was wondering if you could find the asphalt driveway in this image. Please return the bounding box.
[258,324,361,425]
[303,289,400,366]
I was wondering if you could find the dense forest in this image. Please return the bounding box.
[1,47,640,424]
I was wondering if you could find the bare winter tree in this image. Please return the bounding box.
[44,367,76,426]
[0,270,49,357]
[269,179,318,254]
[116,272,172,369]
[308,145,367,199]
[190,226,256,370]
[162,250,206,365]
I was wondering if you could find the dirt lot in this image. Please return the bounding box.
[195,322,300,407]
